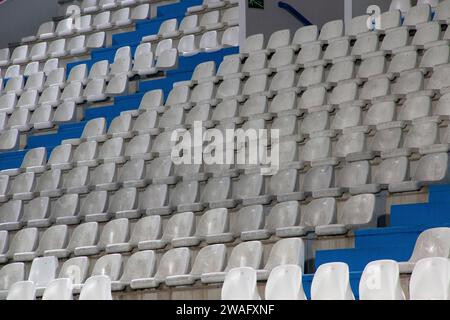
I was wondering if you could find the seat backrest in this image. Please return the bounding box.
[301,197,336,228]
[119,250,156,283]
[98,218,130,247]
[108,187,137,213]
[311,262,355,300]
[225,241,263,271]
[6,281,35,300]
[265,265,305,300]
[409,227,450,263]
[154,247,191,281]
[0,262,25,291]
[222,267,260,300]
[28,256,59,287]
[264,238,305,272]
[58,256,90,286]
[191,244,227,275]
[337,194,377,226]
[410,257,450,300]
[79,275,112,300]
[67,222,99,251]
[42,278,73,300]
[91,254,123,281]
[36,224,68,254]
[52,193,79,219]
[129,215,162,244]
[359,260,405,300]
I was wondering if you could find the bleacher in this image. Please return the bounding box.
[1,0,450,301]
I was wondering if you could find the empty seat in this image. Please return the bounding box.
[52,194,79,225]
[7,109,31,132]
[0,48,9,66]
[61,81,83,104]
[22,197,51,228]
[390,0,412,12]
[257,238,305,280]
[24,62,40,76]
[79,190,108,222]
[87,32,106,50]
[318,20,344,42]
[311,262,355,300]
[178,35,200,56]
[90,253,123,286]
[359,260,405,300]
[79,275,112,300]
[88,61,110,82]
[291,25,318,49]
[410,257,450,300]
[67,35,87,55]
[0,262,25,299]
[112,250,156,290]
[265,265,306,300]
[200,10,223,30]
[52,102,75,125]
[31,105,54,130]
[0,200,23,231]
[39,86,60,107]
[106,74,128,96]
[81,0,98,13]
[110,46,132,76]
[62,166,90,194]
[132,43,156,76]
[27,256,59,295]
[221,267,260,300]
[0,94,17,114]
[68,64,88,85]
[84,78,106,102]
[33,225,69,259]
[29,42,47,61]
[4,76,24,95]
[200,31,222,52]
[112,7,132,27]
[45,68,65,89]
[55,17,73,37]
[57,256,89,291]
[398,227,450,273]
[11,45,28,64]
[47,39,67,58]
[155,48,178,70]
[6,281,35,300]
[93,11,112,30]
[9,172,36,200]
[155,39,173,58]
[42,278,73,300]
[107,187,138,220]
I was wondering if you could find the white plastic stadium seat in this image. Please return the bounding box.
[221,267,260,300]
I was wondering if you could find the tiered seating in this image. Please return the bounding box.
[2,0,450,301]
[221,252,450,300]
[0,0,240,154]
